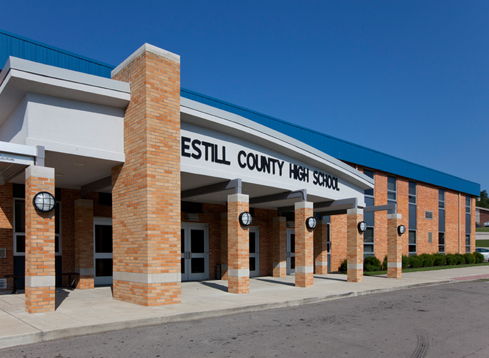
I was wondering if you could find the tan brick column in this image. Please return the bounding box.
[227,194,249,294]
[75,199,94,289]
[272,217,287,277]
[111,44,181,306]
[314,220,328,274]
[347,208,364,283]
[25,166,55,313]
[295,201,314,288]
[387,213,402,279]
[220,213,228,280]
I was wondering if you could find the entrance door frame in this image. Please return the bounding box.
[181,222,209,281]
[93,217,113,286]
[286,228,295,275]
[249,226,260,277]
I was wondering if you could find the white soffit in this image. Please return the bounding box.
[181,98,374,191]
[0,57,130,126]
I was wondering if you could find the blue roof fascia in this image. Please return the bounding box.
[181,88,480,197]
[0,29,114,78]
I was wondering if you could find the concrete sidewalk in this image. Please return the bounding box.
[1,266,488,350]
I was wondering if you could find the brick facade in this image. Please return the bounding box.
[74,199,94,289]
[387,214,402,279]
[330,214,347,271]
[111,45,182,306]
[314,220,328,274]
[347,209,363,282]
[227,194,250,294]
[294,202,314,288]
[25,166,55,313]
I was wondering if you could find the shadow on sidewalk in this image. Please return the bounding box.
[313,275,347,282]
[255,278,295,287]
[200,281,228,292]
[55,289,70,310]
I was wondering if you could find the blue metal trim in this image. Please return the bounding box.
[181,88,480,196]
[0,29,114,78]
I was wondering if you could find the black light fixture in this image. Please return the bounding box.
[358,221,367,233]
[33,192,56,212]
[306,217,317,230]
[398,225,406,235]
[239,212,252,226]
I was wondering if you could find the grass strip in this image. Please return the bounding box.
[358,262,489,276]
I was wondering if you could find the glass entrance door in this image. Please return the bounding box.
[286,228,295,275]
[181,223,209,281]
[249,227,260,277]
[94,218,113,286]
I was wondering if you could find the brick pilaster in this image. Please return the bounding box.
[314,220,328,274]
[111,44,181,306]
[387,213,402,279]
[347,208,363,283]
[25,166,55,313]
[227,194,249,294]
[272,217,287,277]
[295,201,314,288]
[75,199,94,289]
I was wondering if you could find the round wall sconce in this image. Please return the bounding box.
[398,225,406,235]
[33,192,56,212]
[239,212,252,226]
[306,217,317,230]
[358,221,367,233]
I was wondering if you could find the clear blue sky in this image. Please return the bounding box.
[2,1,488,193]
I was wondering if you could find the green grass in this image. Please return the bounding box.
[477,227,489,232]
[476,240,489,248]
[360,262,489,276]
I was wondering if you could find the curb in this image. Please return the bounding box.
[0,278,459,350]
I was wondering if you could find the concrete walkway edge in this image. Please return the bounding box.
[0,277,459,350]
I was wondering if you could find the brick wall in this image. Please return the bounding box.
[112,45,181,306]
[416,183,439,254]
[25,166,55,313]
[330,214,347,271]
[445,190,459,253]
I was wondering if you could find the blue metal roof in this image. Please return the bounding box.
[0,29,113,78]
[181,88,480,196]
[0,29,480,196]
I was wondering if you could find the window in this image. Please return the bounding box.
[465,197,471,214]
[425,211,433,220]
[363,169,374,197]
[439,190,445,209]
[409,231,416,255]
[14,198,61,255]
[364,227,374,255]
[326,223,330,252]
[388,176,397,214]
[439,233,445,254]
[466,234,471,254]
[363,170,375,256]
[409,182,416,204]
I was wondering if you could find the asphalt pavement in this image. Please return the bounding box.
[0,266,488,350]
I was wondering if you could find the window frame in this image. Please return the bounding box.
[409,230,417,256]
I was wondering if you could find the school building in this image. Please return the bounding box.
[0,29,479,313]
